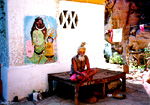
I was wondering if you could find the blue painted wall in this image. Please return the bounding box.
[0,0,8,101]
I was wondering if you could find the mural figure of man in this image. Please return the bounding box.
[70,42,98,81]
[25,16,58,64]
[26,17,47,64]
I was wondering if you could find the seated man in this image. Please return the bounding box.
[70,42,98,81]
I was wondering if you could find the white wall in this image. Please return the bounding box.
[8,63,70,101]
[57,1,105,67]
[7,0,105,101]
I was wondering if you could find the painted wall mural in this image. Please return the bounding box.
[24,16,57,64]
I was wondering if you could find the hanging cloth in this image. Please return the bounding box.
[140,24,144,32]
[111,28,122,42]
[110,29,113,42]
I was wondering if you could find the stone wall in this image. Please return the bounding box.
[104,0,150,63]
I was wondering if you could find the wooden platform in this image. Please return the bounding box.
[48,68,126,105]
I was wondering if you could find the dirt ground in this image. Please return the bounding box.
[1,64,150,105]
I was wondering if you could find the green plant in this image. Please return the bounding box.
[138,65,145,71]
[144,43,150,58]
[109,52,124,65]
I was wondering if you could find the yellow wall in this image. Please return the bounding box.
[66,0,106,5]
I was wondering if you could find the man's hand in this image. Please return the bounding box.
[82,72,87,77]
[26,40,34,58]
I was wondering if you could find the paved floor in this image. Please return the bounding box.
[6,79,149,105]
[1,64,150,105]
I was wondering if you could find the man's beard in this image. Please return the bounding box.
[78,55,85,61]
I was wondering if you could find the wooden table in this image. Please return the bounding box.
[48,68,126,105]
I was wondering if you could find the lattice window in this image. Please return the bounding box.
[59,10,78,29]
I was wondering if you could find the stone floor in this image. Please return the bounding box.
[1,64,150,105]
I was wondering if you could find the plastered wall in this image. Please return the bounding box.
[7,0,105,101]
[8,0,58,67]
[7,0,60,101]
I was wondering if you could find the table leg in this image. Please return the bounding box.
[74,84,79,105]
[102,83,105,98]
[48,76,53,95]
[122,77,126,92]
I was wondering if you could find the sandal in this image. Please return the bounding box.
[112,93,126,99]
